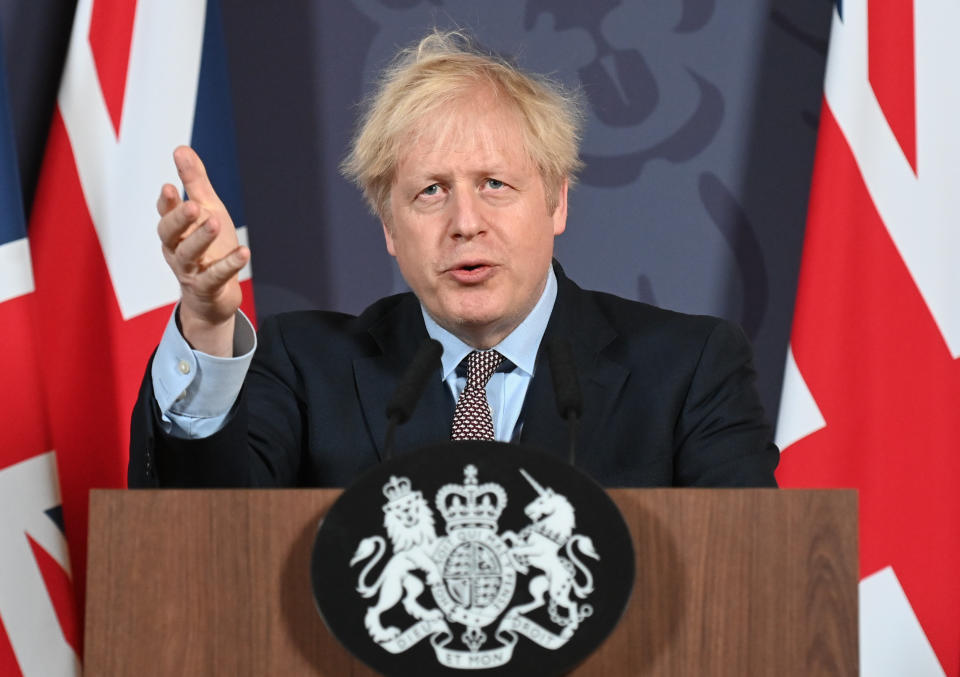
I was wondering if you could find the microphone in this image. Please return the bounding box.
[383,338,443,459]
[545,338,582,465]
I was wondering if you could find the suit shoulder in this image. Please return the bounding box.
[259,308,359,343]
[583,288,737,346]
[256,292,416,353]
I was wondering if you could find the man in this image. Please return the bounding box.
[129,31,778,488]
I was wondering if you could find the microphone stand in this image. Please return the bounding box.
[565,412,579,467]
[384,415,400,461]
[546,338,583,468]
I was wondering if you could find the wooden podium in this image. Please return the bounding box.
[84,489,857,675]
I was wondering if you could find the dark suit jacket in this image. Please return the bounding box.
[129,265,778,488]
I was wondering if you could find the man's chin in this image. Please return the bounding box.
[433,306,513,348]
[444,312,495,331]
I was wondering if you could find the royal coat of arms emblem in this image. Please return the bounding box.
[349,464,600,669]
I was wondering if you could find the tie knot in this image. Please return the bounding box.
[466,350,503,389]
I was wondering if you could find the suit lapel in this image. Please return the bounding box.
[353,296,452,460]
[521,265,629,461]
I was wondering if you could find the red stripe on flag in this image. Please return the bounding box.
[0,294,49,459]
[27,535,81,657]
[778,101,960,674]
[868,0,917,172]
[89,0,138,137]
[0,614,24,677]
[28,109,257,628]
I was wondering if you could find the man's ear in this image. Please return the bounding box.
[552,179,568,236]
[381,218,397,257]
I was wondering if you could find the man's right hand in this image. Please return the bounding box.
[157,146,249,357]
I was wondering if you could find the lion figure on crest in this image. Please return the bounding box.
[350,476,443,643]
[502,470,599,633]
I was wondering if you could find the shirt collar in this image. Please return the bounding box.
[421,266,558,381]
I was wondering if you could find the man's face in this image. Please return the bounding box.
[383,93,567,349]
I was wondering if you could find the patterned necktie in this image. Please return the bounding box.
[450,350,504,441]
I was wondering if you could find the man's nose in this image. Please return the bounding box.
[449,190,485,240]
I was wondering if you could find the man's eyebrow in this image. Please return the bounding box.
[401,171,449,185]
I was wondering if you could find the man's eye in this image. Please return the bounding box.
[486,179,504,190]
[421,184,440,197]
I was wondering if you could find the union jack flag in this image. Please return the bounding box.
[777,1,959,675]
[0,24,81,677]
[1,1,254,673]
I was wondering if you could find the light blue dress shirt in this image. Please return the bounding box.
[153,268,557,442]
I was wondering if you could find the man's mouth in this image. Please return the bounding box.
[446,262,496,283]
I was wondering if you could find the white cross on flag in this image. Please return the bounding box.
[0,1,255,674]
[776,1,959,675]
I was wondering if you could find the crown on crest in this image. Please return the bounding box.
[382,475,414,503]
[435,465,506,532]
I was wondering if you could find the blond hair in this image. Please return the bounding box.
[341,30,584,217]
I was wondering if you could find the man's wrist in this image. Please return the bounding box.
[177,304,237,357]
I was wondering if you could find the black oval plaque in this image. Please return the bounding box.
[311,441,634,676]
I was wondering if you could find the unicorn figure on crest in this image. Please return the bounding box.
[501,469,600,634]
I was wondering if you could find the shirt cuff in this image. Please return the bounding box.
[151,305,256,437]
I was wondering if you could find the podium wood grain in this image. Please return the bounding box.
[85,489,857,676]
